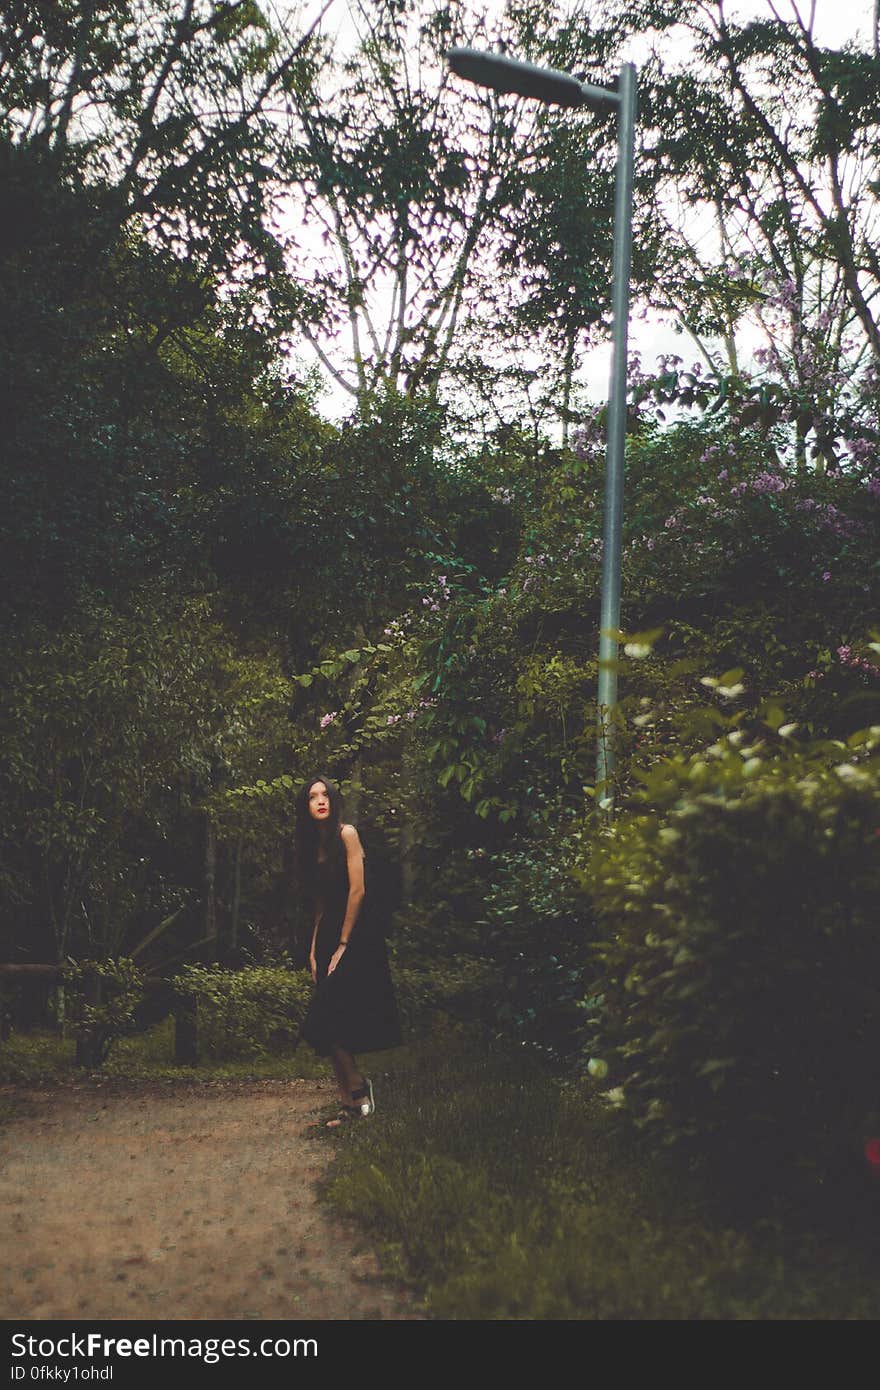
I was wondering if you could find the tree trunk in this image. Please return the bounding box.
[203,811,217,961]
[561,329,575,449]
[230,835,242,958]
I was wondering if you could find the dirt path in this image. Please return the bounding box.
[0,1078,420,1321]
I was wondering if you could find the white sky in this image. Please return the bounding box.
[285,0,875,420]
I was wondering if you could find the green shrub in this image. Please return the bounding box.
[63,957,145,1067]
[473,829,598,1058]
[171,962,312,1059]
[391,958,496,1040]
[578,722,880,1199]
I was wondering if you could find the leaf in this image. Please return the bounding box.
[761,703,786,731]
[718,667,745,686]
[697,1058,736,1076]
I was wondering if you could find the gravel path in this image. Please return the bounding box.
[0,1078,419,1321]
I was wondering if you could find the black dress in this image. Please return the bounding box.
[298,826,402,1057]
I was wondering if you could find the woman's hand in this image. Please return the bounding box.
[327,944,347,976]
[309,953,317,983]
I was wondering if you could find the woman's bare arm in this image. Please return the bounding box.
[326,824,365,975]
[338,824,365,943]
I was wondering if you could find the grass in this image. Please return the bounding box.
[0,1019,325,1084]
[319,1040,880,1320]
[4,1022,879,1317]
[0,1018,417,1086]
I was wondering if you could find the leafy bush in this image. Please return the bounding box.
[63,957,145,1067]
[578,720,880,1199]
[392,960,497,1042]
[171,962,312,1059]
[472,829,598,1058]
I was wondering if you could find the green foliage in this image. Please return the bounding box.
[577,719,880,1198]
[0,1021,331,1084]
[391,960,496,1040]
[0,590,297,964]
[0,1030,77,1084]
[171,963,312,1059]
[324,1046,880,1318]
[471,830,598,1058]
[63,957,145,1067]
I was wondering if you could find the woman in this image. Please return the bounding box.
[294,775,401,1127]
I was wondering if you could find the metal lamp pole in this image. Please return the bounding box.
[447,49,637,815]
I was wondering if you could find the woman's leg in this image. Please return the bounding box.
[330,1045,364,1104]
[323,1047,371,1127]
[329,1050,350,1104]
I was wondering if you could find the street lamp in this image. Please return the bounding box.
[447,48,637,815]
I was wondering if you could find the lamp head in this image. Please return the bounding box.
[447,47,619,112]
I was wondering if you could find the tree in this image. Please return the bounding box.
[621,0,880,426]
[0,0,330,282]
[272,0,627,424]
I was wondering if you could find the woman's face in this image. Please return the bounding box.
[308,781,331,823]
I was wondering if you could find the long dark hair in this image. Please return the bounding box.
[293,774,346,907]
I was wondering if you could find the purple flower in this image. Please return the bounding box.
[320,711,338,729]
[752,470,787,494]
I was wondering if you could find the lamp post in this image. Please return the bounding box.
[447,48,637,814]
